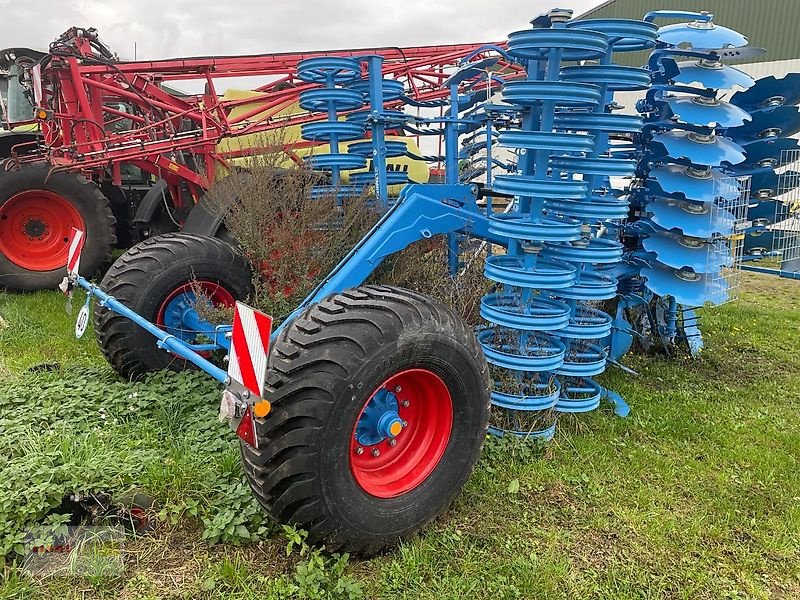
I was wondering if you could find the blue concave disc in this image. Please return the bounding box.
[649,164,740,202]
[643,233,733,272]
[673,60,754,90]
[730,74,800,111]
[651,131,745,166]
[657,21,748,50]
[642,265,729,306]
[724,105,800,143]
[732,138,800,173]
[662,97,750,128]
[649,197,737,237]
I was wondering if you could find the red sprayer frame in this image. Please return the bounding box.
[12,27,520,208]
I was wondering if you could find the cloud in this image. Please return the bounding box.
[1,0,606,59]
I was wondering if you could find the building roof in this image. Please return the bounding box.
[576,0,800,64]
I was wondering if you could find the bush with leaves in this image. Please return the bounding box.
[0,368,270,563]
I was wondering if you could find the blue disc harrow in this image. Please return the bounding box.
[611,10,757,358]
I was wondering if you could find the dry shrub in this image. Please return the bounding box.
[205,142,379,322]
[372,235,491,326]
[202,135,491,327]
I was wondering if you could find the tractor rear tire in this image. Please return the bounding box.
[0,166,116,291]
[241,285,490,556]
[94,233,253,380]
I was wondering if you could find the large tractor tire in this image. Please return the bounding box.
[241,286,491,555]
[0,166,116,291]
[94,233,253,380]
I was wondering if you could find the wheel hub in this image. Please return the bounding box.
[349,368,453,499]
[156,281,236,344]
[354,388,404,445]
[23,218,47,238]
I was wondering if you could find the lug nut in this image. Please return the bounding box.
[401,420,408,428]
[395,386,402,392]
[389,439,397,447]
[372,448,380,457]
[355,447,364,455]
[401,400,410,407]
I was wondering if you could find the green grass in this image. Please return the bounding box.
[0,272,799,599]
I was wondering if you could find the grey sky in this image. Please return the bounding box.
[1,1,606,60]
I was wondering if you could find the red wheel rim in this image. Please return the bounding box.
[0,190,85,271]
[349,368,453,499]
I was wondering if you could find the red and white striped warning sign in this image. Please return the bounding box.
[67,227,85,277]
[228,301,273,398]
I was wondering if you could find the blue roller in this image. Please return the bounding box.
[300,121,365,142]
[298,88,364,112]
[557,342,607,377]
[490,383,561,412]
[661,96,751,128]
[506,27,609,61]
[347,140,407,158]
[566,17,658,52]
[478,328,567,373]
[648,165,740,202]
[556,379,603,413]
[480,294,571,331]
[560,64,651,91]
[549,156,637,177]
[651,131,746,166]
[643,233,733,272]
[488,211,583,243]
[296,56,361,84]
[484,254,577,289]
[492,176,589,200]
[555,112,643,133]
[498,130,595,152]
[482,12,649,436]
[641,265,728,306]
[558,305,613,339]
[305,153,367,170]
[673,60,754,90]
[549,271,619,301]
[348,78,405,102]
[349,170,409,186]
[501,81,602,107]
[649,198,737,237]
[542,238,624,265]
[730,73,800,111]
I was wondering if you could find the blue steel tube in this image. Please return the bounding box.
[446,82,462,274]
[72,276,230,384]
[365,55,389,207]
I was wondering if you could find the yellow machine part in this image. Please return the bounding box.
[215,89,429,192]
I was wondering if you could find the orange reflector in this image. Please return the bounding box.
[253,399,271,418]
[235,406,258,448]
[389,421,403,437]
[36,109,47,120]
